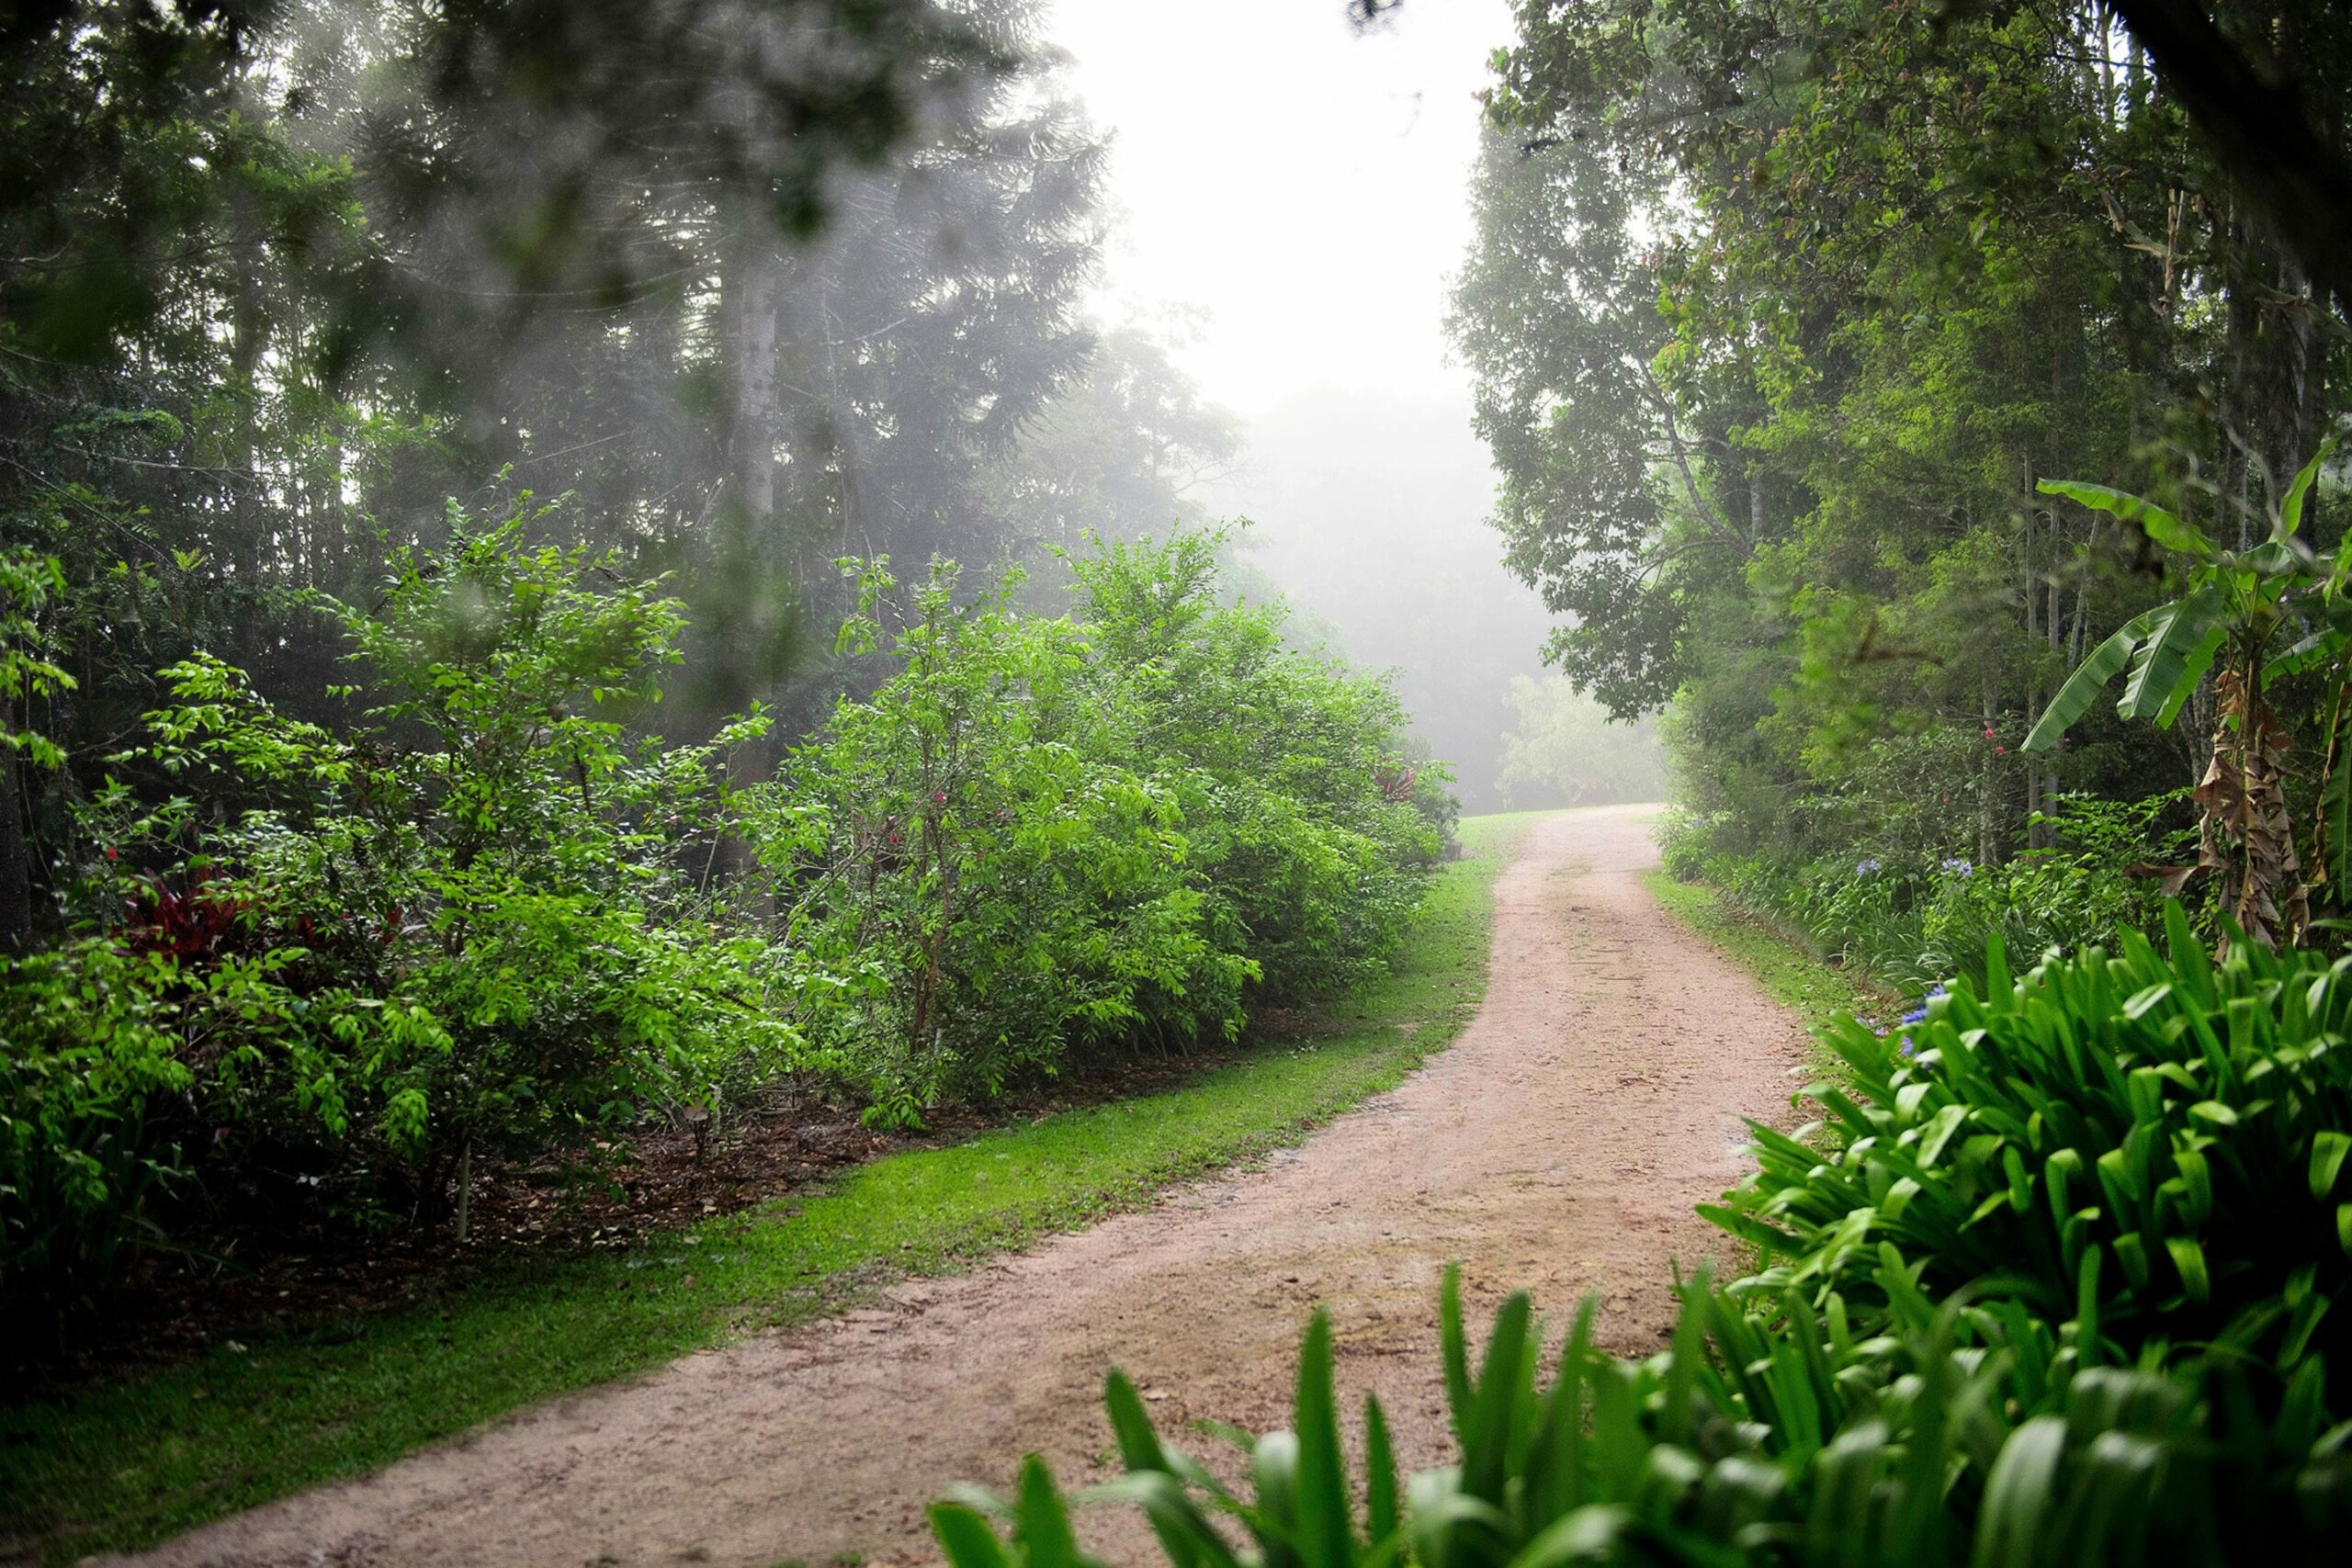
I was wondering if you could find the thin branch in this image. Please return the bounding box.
[1631,362,1737,543]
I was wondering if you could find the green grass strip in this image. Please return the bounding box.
[1,813,1539,1562]
[1640,870,1889,1037]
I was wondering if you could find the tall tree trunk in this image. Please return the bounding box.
[2274,244,2324,482]
[2023,533,2043,853]
[731,240,784,539]
[2220,202,2262,544]
[712,227,786,904]
[230,231,269,666]
[2043,572,2065,834]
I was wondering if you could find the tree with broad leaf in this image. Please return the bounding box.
[2021,444,2337,948]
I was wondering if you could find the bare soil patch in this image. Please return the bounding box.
[119,806,1810,1568]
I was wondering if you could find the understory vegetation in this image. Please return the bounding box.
[1658,788,2199,1000]
[1,515,1446,1333]
[0,816,1523,1556]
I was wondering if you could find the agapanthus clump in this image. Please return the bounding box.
[1884,983,1947,1056]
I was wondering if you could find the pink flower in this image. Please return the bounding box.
[1994,745,2007,756]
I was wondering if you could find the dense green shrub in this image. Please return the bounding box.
[0,942,197,1312]
[763,534,1442,1123]
[1710,910,2352,1406]
[932,902,2352,1562]
[1,507,802,1317]
[1661,792,2195,998]
[762,558,1257,1125]
[937,912,2352,1562]
[933,1267,2352,1568]
[1,514,1447,1316]
[1066,534,1442,1001]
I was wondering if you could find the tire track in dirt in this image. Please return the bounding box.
[122,805,1810,1568]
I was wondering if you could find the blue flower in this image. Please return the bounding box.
[1939,857,1973,878]
[1856,857,1883,876]
[1894,986,1944,1056]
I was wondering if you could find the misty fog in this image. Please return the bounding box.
[1214,391,1560,813]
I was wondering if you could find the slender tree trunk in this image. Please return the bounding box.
[2024,552,2042,853]
[2276,245,2324,479]
[230,235,269,665]
[454,1140,472,1243]
[2220,203,2261,544]
[732,241,784,536]
[2044,573,2065,832]
[714,226,790,903]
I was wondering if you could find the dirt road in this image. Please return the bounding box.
[125,805,1810,1568]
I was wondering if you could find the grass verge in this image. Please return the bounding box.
[0,813,1540,1562]
[1640,870,1891,1041]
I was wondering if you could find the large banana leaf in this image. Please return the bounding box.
[2281,437,2335,538]
[2117,584,2227,728]
[2265,626,2346,686]
[2038,478,2211,558]
[2021,611,2153,753]
[2234,537,2319,576]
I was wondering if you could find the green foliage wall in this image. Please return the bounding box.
[1452,0,2351,886]
[0,517,1443,1325]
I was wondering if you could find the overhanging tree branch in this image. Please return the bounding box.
[1633,363,1737,544]
[2090,1,2352,309]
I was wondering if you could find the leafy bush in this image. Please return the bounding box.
[1711,908,2352,1404]
[1065,532,1442,1002]
[0,942,196,1312]
[763,534,1443,1123]
[2,505,801,1317]
[1,516,1449,1316]
[1665,791,2196,998]
[932,1267,2352,1568]
[933,906,2352,1565]
[763,558,1255,1124]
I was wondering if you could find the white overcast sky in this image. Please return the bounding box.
[1046,0,1516,419]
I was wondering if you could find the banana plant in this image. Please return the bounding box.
[2021,444,2335,947]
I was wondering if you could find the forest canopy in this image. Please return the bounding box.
[1451,0,2349,917]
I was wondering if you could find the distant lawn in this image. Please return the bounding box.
[0,813,1540,1562]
